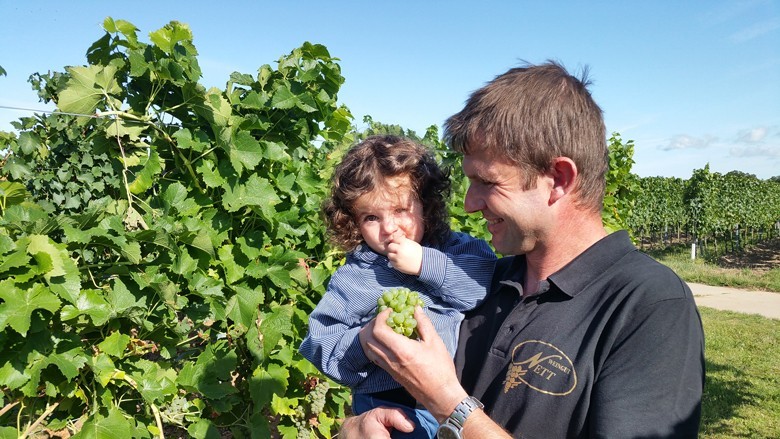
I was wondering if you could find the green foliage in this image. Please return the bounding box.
[0,18,352,437]
[683,165,780,253]
[628,163,779,255]
[603,133,639,235]
[628,176,687,242]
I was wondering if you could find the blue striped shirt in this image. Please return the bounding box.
[299,231,497,395]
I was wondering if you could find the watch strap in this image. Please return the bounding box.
[441,396,484,433]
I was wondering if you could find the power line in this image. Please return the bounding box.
[0,104,99,119]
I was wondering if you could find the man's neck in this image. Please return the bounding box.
[522,215,607,297]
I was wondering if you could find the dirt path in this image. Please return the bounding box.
[689,282,780,319]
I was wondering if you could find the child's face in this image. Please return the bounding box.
[353,175,425,256]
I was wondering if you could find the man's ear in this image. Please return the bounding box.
[548,157,577,205]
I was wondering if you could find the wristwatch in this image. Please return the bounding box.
[436,396,484,439]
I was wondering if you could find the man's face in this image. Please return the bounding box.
[461,146,551,256]
[353,175,425,256]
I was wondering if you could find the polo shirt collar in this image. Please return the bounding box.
[548,230,636,298]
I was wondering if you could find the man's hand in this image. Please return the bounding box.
[339,407,415,439]
[386,232,423,275]
[359,306,467,421]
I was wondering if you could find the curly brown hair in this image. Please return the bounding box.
[323,135,451,252]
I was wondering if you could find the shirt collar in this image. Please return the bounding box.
[351,243,383,264]
[548,230,636,298]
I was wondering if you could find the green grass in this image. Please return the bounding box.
[699,307,780,438]
[649,249,780,293]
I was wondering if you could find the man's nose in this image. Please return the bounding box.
[464,186,482,213]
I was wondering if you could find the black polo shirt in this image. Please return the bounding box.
[454,231,705,438]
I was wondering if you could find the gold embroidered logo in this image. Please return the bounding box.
[503,340,577,396]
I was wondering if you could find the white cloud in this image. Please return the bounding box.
[737,126,769,143]
[730,125,780,159]
[659,134,717,151]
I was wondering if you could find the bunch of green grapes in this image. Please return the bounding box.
[377,287,424,338]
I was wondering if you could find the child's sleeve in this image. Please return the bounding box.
[417,232,497,310]
[298,278,377,388]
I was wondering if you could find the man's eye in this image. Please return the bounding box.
[470,179,494,188]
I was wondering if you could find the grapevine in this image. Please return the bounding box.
[377,287,424,338]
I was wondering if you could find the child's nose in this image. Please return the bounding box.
[381,217,398,234]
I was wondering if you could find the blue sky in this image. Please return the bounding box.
[1,1,778,179]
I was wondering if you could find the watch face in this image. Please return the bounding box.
[436,424,460,439]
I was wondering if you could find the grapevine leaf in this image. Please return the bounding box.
[19,349,47,396]
[0,181,30,210]
[249,362,289,408]
[187,419,222,439]
[270,395,298,416]
[173,128,209,152]
[197,88,231,128]
[177,343,238,399]
[182,227,214,258]
[226,284,263,330]
[47,345,89,380]
[98,331,131,358]
[0,248,30,274]
[0,427,18,439]
[1,155,32,180]
[227,130,263,173]
[61,223,96,244]
[149,21,193,54]
[222,174,281,214]
[217,245,245,285]
[270,83,297,109]
[60,289,112,326]
[259,305,293,355]
[88,353,117,387]
[262,140,290,162]
[108,278,147,316]
[129,359,178,403]
[18,131,42,155]
[196,160,226,188]
[0,282,60,335]
[58,65,121,115]
[106,118,146,141]
[296,91,318,113]
[27,234,66,278]
[128,150,163,195]
[103,17,139,46]
[0,358,30,390]
[74,407,135,439]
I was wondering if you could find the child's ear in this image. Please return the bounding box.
[548,157,577,205]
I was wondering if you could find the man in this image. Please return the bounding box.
[342,61,705,438]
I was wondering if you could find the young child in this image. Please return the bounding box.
[299,135,496,438]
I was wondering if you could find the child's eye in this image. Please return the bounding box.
[363,215,379,222]
[394,207,407,214]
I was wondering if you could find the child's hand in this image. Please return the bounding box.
[386,232,423,276]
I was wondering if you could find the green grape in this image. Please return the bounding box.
[377,287,424,338]
[308,380,329,415]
